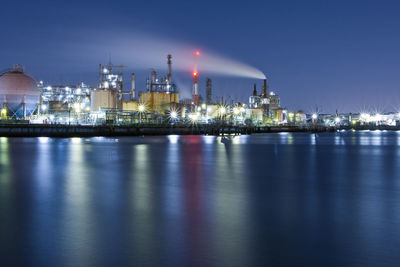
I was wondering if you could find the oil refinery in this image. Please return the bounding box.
[1,56,400,134]
[0,55,286,126]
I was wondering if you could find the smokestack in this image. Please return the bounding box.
[263,79,268,97]
[193,71,199,106]
[151,70,157,92]
[253,83,257,96]
[167,54,172,83]
[206,78,212,104]
[131,73,136,100]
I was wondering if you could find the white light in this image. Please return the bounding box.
[138,104,145,112]
[38,137,49,143]
[335,117,341,123]
[168,135,179,144]
[189,113,198,121]
[170,111,178,119]
[312,113,318,120]
[233,107,240,115]
[41,105,47,111]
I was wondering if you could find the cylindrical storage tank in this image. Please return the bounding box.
[0,67,40,117]
[90,89,117,112]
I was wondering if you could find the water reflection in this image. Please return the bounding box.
[1,132,400,266]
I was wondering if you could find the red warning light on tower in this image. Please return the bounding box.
[192,70,199,106]
[195,50,200,56]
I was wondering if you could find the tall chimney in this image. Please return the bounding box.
[131,73,136,100]
[263,79,268,97]
[253,83,257,96]
[167,54,172,83]
[151,70,157,92]
[193,71,199,106]
[206,78,212,104]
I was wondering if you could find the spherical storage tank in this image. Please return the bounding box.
[0,65,40,117]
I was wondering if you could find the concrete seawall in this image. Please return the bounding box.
[0,124,334,137]
[0,124,396,137]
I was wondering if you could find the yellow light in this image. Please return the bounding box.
[233,107,240,115]
[138,104,145,112]
[188,113,198,122]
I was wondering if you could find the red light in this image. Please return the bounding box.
[193,72,198,77]
[195,51,200,56]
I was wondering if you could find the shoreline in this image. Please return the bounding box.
[0,124,398,137]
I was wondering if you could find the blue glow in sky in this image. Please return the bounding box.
[1,0,400,112]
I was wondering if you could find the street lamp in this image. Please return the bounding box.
[138,104,145,112]
[170,111,177,119]
[138,104,146,124]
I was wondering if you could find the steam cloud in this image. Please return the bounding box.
[73,31,266,80]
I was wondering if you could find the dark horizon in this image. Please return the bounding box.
[1,0,400,113]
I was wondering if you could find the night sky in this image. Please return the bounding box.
[1,0,399,113]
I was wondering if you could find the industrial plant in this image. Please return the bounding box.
[0,55,287,126]
[1,55,399,134]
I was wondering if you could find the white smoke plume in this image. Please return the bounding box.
[70,30,265,80]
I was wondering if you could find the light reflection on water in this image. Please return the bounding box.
[1,131,400,266]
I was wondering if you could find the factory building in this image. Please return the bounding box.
[39,82,91,113]
[90,89,117,112]
[138,54,179,113]
[0,65,40,118]
[248,78,285,124]
[249,79,280,109]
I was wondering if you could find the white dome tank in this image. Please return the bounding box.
[0,65,40,117]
